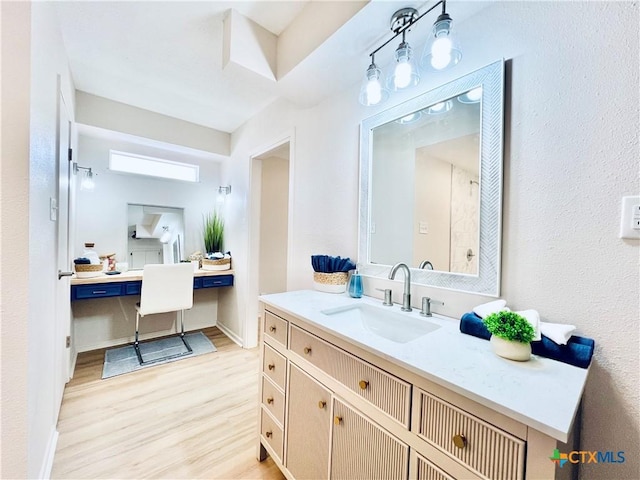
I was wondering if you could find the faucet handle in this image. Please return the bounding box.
[376,288,393,306]
[420,297,444,317]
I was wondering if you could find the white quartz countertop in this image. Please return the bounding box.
[260,290,589,443]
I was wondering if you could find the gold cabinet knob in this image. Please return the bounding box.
[334,416,342,425]
[266,397,274,405]
[318,400,326,409]
[453,434,467,449]
[267,363,275,371]
[269,325,276,333]
[304,347,312,354]
[359,380,369,390]
[265,431,273,439]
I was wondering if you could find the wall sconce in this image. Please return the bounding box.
[216,185,231,206]
[359,0,462,107]
[73,163,95,191]
[160,226,171,244]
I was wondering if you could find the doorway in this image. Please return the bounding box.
[246,138,292,347]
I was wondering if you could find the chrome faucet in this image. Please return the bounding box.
[388,263,412,312]
[418,260,434,270]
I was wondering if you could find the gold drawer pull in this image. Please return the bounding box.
[269,326,276,332]
[267,363,275,371]
[318,400,326,409]
[266,397,274,405]
[334,416,342,425]
[359,380,369,390]
[265,431,273,439]
[304,347,312,354]
[453,434,467,449]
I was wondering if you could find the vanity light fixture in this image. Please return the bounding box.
[73,163,95,191]
[458,87,482,104]
[359,0,462,107]
[160,226,171,244]
[396,111,423,125]
[218,185,231,195]
[426,99,453,115]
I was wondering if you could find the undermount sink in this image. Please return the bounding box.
[321,303,440,343]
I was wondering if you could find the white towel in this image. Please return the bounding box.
[473,299,509,318]
[540,322,576,345]
[515,309,542,341]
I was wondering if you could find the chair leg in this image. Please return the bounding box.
[134,311,144,365]
[179,309,193,354]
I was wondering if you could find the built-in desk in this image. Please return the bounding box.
[70,269,235,353]
[71,269,234,301]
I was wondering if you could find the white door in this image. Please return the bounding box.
[55,91,72,407]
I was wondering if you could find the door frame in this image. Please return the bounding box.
[245,131,295,348]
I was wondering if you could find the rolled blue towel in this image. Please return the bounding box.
[460,312,491,340]
[74,257,91,264]
[459,312,594,369]
[531,335,594,369]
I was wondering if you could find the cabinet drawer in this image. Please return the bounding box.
[260,408,283,462]
[124,282,141,295]
[74,283,123,300]
[264,310,288,348]
[290,325,411,427]
[261,375,285,426]
[412,451,457,480]
[262,344,287,390]
[201,275,233,288]
[416,389,525,480]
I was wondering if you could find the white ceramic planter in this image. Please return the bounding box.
[490,335,531,362]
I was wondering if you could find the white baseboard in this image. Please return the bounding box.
[216,321,243,347]
[39,428,58,479]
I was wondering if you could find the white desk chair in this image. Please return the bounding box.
[134,263,195,365]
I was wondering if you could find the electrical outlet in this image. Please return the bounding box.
[49,197,57,221]
[419,221,428,234]
[619,196,640,239]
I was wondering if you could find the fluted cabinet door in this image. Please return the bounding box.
[286,363,332,480]
[331,398,409,480]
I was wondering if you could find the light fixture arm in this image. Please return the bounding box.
[368,0,446,59]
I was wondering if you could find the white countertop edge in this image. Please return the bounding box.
[71,268,234,285]
[260,290,590,443]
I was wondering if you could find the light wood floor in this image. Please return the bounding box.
[51,327,285,480]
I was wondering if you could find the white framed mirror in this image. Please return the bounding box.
[127,203,185,269]
[358,60,504,296]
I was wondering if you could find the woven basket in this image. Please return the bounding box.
[313,272,348,293]
[74,263,104,278]
[202,257,231,271]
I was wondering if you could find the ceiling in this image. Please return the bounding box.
[55,1,490,134]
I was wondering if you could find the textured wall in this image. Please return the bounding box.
[227,2,639,478]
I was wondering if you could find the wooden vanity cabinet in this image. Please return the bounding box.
[286,363,331,480]
[257,303,574,480]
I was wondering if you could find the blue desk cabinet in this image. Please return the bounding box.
[71,274,234,301]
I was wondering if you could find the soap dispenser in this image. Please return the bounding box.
[348,270,363,298]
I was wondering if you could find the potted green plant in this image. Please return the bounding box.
[202,211,230,271]
[483,311,535,361]
[203,211,224,254]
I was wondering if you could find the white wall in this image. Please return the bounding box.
[75,135,223,261]
[224,2,639,478]
[1,3,31,478]
[27,2,77,477]
[258,156,289,295]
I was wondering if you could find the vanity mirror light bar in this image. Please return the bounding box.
[359,0,462,107]
[109,150,199,183]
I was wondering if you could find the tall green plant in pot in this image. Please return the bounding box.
[203,211,224,254]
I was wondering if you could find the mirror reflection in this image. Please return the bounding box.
[370,89,481,274]
[127,204,185,269]
[359,60,504,296]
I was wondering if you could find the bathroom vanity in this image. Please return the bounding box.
[257,291,587,480]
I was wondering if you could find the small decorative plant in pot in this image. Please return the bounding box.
[483,311,535,361]
[202,211,230,270]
